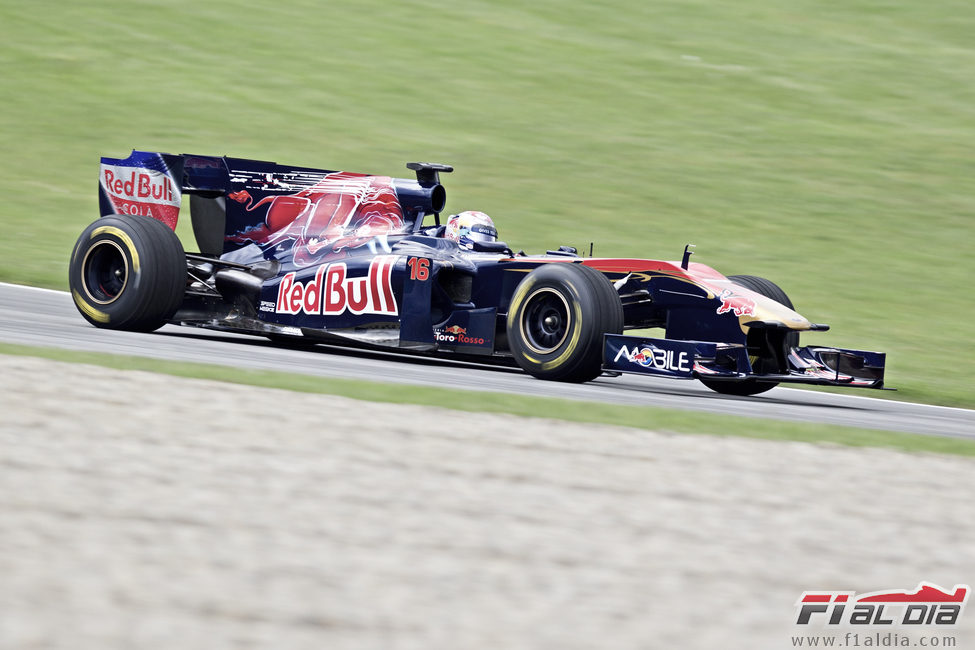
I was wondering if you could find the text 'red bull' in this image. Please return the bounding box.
[100,163,182,228]
[275,256,398,317]
[103,168,177,203]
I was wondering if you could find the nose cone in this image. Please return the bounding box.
[740,293,811,334]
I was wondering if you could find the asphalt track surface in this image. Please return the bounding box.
[1,282,972,438]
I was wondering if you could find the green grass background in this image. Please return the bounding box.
[1,0,973,407]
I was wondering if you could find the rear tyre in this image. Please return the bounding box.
[701,274,798,397]
[68,214,186,331]
[506,263,623,382]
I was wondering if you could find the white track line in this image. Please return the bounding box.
[774,386,973,413]
[0,282,69,296]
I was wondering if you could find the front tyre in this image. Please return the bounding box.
[701,274,798,396]
[506,263,623,382]
[68,214,186,331]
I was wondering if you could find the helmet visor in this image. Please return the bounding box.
[466,223,497,243]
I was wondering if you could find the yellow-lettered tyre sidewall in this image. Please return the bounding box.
[506,263,622,382]
[67,215,185,331]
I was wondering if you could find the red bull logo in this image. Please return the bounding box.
[716,288,756,317]
[275,255,397,317]
[225,171,407,267]
[444,325,466,335]
[100,164,181,228]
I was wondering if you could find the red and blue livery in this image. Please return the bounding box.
[70,150,887,396]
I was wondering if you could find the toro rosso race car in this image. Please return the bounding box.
[69,150,887,396]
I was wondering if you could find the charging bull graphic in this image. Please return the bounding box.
[716,288,757,317]
[226,171,407,267]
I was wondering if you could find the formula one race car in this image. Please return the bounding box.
[69,151,887,396]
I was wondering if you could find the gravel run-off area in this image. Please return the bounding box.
[2,354,973,649]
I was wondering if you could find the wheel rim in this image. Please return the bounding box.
[520,287,571,354]
[82,240,128,304]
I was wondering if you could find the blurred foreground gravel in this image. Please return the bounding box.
[2,354,973,649]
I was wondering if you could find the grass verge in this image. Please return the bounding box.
[3,342,973,458]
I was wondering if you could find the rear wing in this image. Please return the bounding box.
[99,150,449,256]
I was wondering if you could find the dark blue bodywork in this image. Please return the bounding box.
[94,150,888,391]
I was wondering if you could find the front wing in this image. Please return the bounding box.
[603,334,887,389]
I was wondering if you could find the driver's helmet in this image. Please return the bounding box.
[445,211,497,250]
